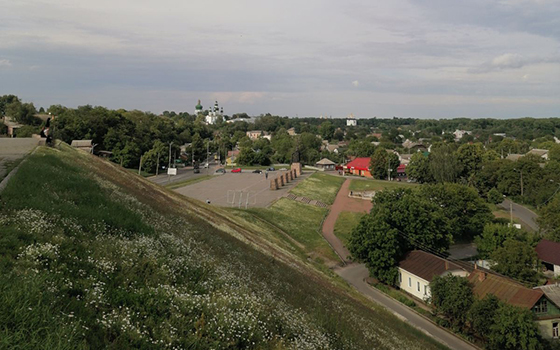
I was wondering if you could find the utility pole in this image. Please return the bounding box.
[520,169,524,198]
[168,142,173,169]
[510,201,513,226]
[207,140,210,175]
[156,152,160,176]
[138,155,143,175]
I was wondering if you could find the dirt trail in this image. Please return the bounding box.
[321,178,372,262]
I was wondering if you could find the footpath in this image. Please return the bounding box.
[322,178,478,350]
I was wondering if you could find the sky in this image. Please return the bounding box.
[0,0,559,118]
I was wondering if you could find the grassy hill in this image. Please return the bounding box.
[0,145,446,350]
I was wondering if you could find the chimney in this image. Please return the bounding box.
[478,272,487,282]
[444,261,449,270]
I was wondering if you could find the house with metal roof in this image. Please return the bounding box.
[344,157,371,177]
[536,239,560,277]
[396,250,468,301]
[535,284,560,339]
[315,158,336,171]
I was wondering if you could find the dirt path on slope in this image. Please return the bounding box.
[321,178,372,263]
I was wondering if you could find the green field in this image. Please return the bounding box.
[349,178,417,192]
[290,172,345,204]
[247,198,339,265]
[333,211,365,247]
[0,145,447,350]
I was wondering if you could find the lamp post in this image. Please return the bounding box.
[168,142,174,169]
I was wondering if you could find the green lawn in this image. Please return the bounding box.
[333,211,365,247]
[290,172,345,204]
[248,198,339,264]
[349,178,417,192]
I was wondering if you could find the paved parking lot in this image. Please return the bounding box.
[0,138,38,179]
[174,170,309,208]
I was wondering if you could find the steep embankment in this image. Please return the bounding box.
[0,145,446,350]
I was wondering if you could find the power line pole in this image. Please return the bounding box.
[138,155,143,175]
[156,152,160,176]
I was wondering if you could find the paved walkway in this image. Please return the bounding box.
[323,178,477,350]
[321,179,372,262]
[0,138,38,179]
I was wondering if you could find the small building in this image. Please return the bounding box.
[506,153,524,161]
[315,158,336,171]
[2,116,23,137]
[346,115,357,127]
[527,148,549,161]
[70,140,93,153]
[453,129,471,141]
[535,284,560,339]
[246,130,264,141]
[287,127,297,136]
[226,149,240,166]
[469,270,560,340]
[326,144,339,154]
[536,239,560,277]
[344,157,371,177]
[397,250,468,301]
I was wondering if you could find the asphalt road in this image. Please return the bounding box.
[0,138,38,179]
[337,264,477,350]
[149,164,219,185]
[498,198,539,231]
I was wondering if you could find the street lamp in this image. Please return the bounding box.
[168,142,174,169]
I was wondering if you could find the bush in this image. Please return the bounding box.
[487,187,503,205]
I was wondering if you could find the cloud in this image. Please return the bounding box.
[352,80,360,87]
[469,53,560,73]
[0,59,12,67]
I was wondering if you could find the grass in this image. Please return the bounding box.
[333,211,365,247]
[165,175,212,189]
[0,145,448,350]
[247,198,339,265]
[348,178,417,192]
[125,167,154,177]
[290,172,345,204]
[0,157,25,181]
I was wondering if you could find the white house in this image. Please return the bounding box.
[396,250,468,301]
[453,129,472,141]
[527,148,549,161]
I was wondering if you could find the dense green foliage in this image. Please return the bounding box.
[349,183,492,283]
[429,275,474,330]
[429,276,543,349]
[491,240,541,286]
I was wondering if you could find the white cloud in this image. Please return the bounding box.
[0,59,12,67]
[352,80,360,87]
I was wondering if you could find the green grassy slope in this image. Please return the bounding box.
[290,173,345,204]
[349,178,417,192]
[333,211,365,247]
[0,146,446,350]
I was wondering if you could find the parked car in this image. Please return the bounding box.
[203,162,209,168]
[193,168,200,174]
[252,169,262,174]
[231,168,242,173]
[267,167,276,171]
[215,168,226,174]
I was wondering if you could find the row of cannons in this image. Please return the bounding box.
[270,164,302,190]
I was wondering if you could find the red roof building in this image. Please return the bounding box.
[536,239,560,277]
[345,157,372,177]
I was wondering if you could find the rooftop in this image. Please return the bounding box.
[398,250,467,283]
[535,239,560,266]
[345,157,371,171]
[535,283,560,309]
[468,270,543,309]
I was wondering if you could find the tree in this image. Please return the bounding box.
[475,223,525,259]
[468,294,500,340]
[191,133,204,163]
[487,188,503,205]
[537,194,560,242]
[429,144,462,183]
[456,143,484,184]
[487,303,542,350]
[491,239,540,286]
[406,152,433,183]
[349,188,453,283]
[429,275,473,330]
[347,139,375,157]
[419,183,493,241]
[6,101,38,125]
[319,121,335,140]
[370,148,399,180]
[348,214,403,284]
[547,144,560,162]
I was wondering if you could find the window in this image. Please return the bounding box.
[417,282,420,292]
[534,300,548,314]
[553,322,558,339]
[399,272,402,283]
[424,285,428,296]
[408,277,411,287]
